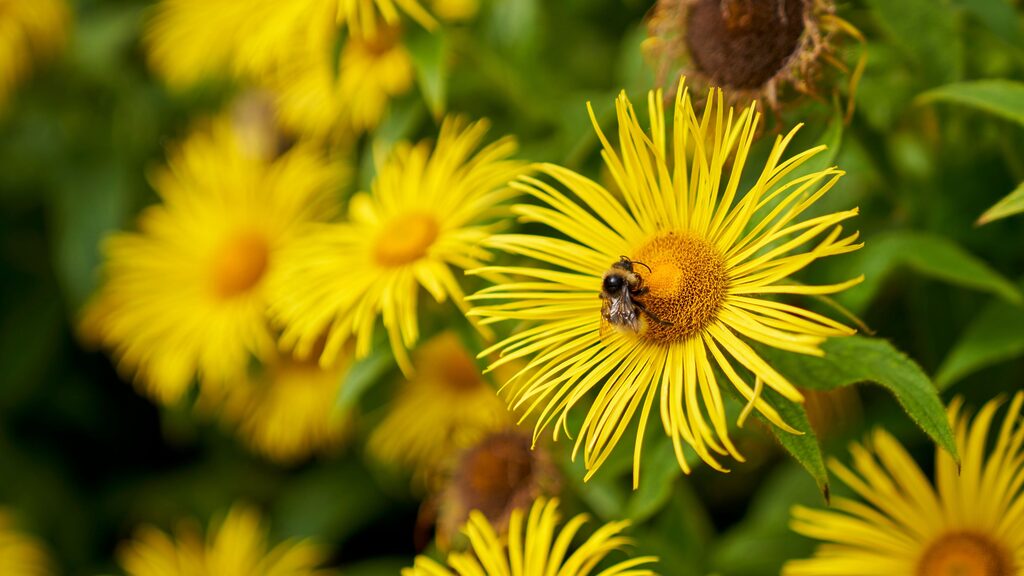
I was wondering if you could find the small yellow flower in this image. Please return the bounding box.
[269,118,525,373]
[403,498,658,576]
[469,82,863,484]
[273,24,415,140]
[0,0,68,108]
[0,508,52,576]
[368,332,510,481]
[81,118,341,403]
[118,504,331,576]
[785,392,1024,576]
[200,347,354,464]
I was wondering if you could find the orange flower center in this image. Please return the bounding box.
[438,344,484,392]
[917,532,1014,576]
[630,231,728,344]
[374,213,439,267]
[211,232,270,298]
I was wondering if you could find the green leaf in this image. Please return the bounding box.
[977,181,1024,225]
[917,79,1024,126]
[623,433,683,523]
[755,386,829,500]
[935,280,1024,389]
[865,0,963,85]
[337,340,395,409]
[407,28,448,120]
[951,0,1023,46]
[838,231,1022,313]
[756,336,959,462]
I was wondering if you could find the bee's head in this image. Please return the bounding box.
[603,273,625,293]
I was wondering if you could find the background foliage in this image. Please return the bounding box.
[1,0,1022,574]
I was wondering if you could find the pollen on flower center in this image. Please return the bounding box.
[685,0,807,89]
[916,532,1014,576]
[211,232,270,298]
[374,213,439,267]
[631,231,728,344]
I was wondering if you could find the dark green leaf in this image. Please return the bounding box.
[838,231,1022,313]
[935,280,1024,389]
[623,433,683,523]
[755,387,829,499]
[756,336,958,462]
[917,79,1024,127]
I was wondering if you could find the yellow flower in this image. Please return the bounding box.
[368,332,511,481]
[273,24,415,140]
[144,0,431,90]
[429,0,479,22]
[338,0,437,38]
[784,392,1024,576]
[0,0,68,108]
[81,118,341,403]
[118,504,331,576]
[403,498,658,576]
[0,508,52,576]
[269,118,525,373]
[468,82,863,484]
[200,347,354,464]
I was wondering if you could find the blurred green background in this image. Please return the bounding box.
[1,0,1022,574]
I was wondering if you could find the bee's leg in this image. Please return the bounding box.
[634,285,649,297]
[634,300,673,325]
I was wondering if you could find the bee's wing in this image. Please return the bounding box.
[600,295,614,340]
[603,290,641,334]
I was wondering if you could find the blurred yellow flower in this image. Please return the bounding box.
[0,0,68,108]
[201,347,354,464]
[0,508,52,576]
[273,24,415,140]
[118,504,331,576]
[269,118,525,373]
[145,0,431,90]
[403,498,658,576]
[368,332,510,482]
[784,392,1024,576]
[430,0,479,22]
[469,82,862,484]
[81,118,341,403]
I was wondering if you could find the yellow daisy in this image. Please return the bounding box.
[118,504,330,576]
[0,508,52,576]
[144,0,431,90]
[81,118,341,403]
[272,23,415,140]
[269,118,525,373]
[785,391,1024,576]
[368,332,511,482]
[200,347,354,464]
[468,82,863,484]
[0,0,68,108]
[403,498,658,576]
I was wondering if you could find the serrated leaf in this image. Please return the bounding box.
[977,181,1024,225]
[407,28,448,120]
[917,79,1024,127]
[755,386,829,500]
[865,0,962,85]
[756,336,959,462]
[838,231,1022,313]
[935,280,1024,389]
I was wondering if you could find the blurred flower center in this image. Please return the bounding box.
[211,232,270,298]
[436,341,484,392]
[374,213,439,267]
[459,433,534,518]
[685,0,807,89]
[633,232,727,344]
[916,532,1013,576]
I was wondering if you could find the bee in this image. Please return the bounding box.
[600,256,672,334]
